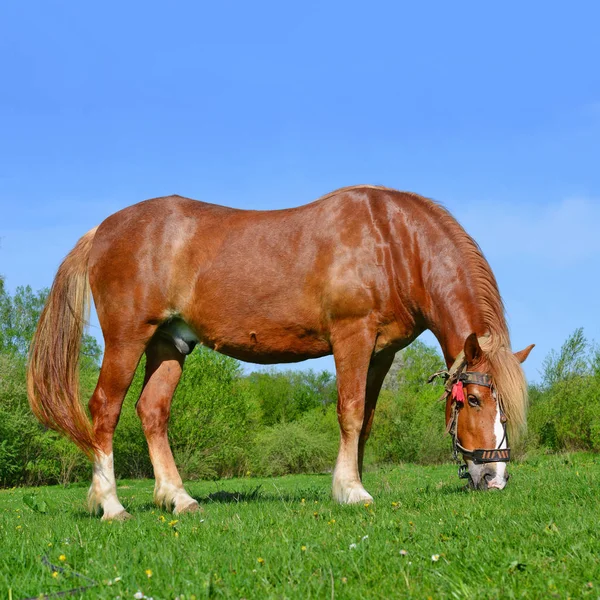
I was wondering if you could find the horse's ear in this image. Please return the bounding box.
[464,333,482,364]
[514,344,535,364]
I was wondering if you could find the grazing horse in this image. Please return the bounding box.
[28,185,533,519]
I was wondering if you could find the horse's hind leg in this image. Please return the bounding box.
[88,340,148,520]
[136,337,199,514]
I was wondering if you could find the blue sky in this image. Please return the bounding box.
[1,1,599,382]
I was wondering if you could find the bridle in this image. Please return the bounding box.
[428,355,510,480]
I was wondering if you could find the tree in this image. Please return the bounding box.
[0,276,101,366]
[541,327,589,388]
[242,368,337,426]
[383,339,445,392]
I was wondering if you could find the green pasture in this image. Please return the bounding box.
[2,453,599,599]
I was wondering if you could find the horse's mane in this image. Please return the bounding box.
[321,185,529,438]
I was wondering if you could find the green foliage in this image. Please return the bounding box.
[22,492,48,513]
[250,406,339,477]
[0,281,100,486]
[383,339,446,392]
[527,329,600,453]
[371,340,448,465]
[169,348,260,480]
[242,369,337,426]
[541,327,589,387]
[0,279,47,356]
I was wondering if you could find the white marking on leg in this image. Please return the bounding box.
[332,442,373,504]
[88,452,129,520]
[154,478,199,514]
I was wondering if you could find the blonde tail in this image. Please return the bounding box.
[27,227,99,458]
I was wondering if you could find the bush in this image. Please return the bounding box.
[241,369,337,426]
[370,341,449,465]
[169,348,261,480]
[250,406,339,477]
[526,329,600,453]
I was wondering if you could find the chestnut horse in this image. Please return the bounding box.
[28,185,533,519]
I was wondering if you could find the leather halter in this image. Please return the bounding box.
[429,356,511,479]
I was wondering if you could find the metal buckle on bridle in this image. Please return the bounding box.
[429,360,511,479]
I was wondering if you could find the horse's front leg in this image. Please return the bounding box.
[358,351,395,478]
[331,320,378,504]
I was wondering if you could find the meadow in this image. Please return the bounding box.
[2,452,599,599]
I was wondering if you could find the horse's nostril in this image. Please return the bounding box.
[483,472,494,484]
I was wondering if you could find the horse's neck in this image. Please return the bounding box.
[434,319,485,369]
[422,284,487,368]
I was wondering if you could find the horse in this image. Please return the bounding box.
[27,185,534,520]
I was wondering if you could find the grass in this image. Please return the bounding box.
[1,453,599,599]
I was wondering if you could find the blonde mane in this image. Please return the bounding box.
[413,190,529,439]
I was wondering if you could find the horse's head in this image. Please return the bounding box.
[445,333,534,490]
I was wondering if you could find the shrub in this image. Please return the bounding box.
[370,341,449,465]
[526,329,600,453]
[250,406,339,477]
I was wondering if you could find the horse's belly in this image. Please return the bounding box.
[186,313,331,364]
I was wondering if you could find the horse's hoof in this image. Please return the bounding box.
[333,482,374,505]
[102,510,132,521]
[175,500,201,514]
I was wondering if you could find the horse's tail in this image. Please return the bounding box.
[27,227,99,458]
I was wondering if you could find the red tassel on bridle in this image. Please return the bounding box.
[452,381,465,404]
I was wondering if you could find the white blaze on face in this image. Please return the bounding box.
[486,403,508,488]
[466,401,508,490]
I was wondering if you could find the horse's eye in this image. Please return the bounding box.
[468,395,480,408]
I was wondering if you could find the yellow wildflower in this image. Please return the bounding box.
[257,557,265,565]
[158,515,166,522]
[59,555,66,562]
[168,520,179,527]
[301,546,307,552]
[52,572,59,579]
[145,569,153,578]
